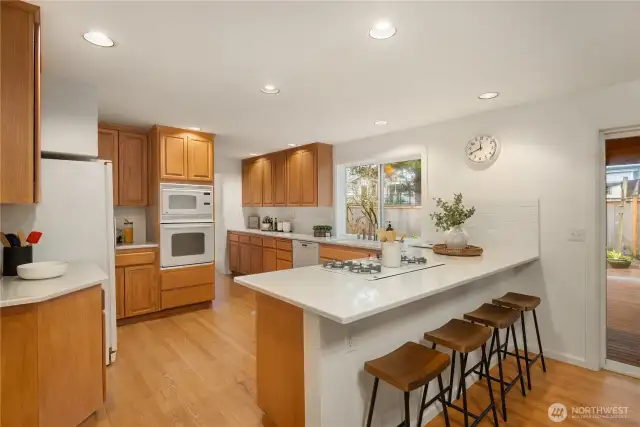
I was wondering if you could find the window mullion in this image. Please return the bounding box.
[379,163,384,229]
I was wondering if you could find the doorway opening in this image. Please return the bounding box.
[604,133,640,370]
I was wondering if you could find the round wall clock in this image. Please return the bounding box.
[465,135,500,165]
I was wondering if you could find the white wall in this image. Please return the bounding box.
[41,74,98,157]
[331,77,640,369]
[214,153,244,274]
[242,206,334,235]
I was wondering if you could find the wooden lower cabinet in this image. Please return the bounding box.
[263,248,277,272]
[160,264,215,309]
[276,258,293,271]
[229,240,239,272]
[319,244,379,261]
[124,264,158,317]
[115,267,125,319]
[239,242,251,274]
[251,245,263,274]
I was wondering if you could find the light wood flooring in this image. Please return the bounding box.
[607,268,640,367]
[81,273,640,427]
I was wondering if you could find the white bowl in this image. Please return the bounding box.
[17,261,68,280]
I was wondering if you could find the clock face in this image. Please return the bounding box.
[466,135,499,164]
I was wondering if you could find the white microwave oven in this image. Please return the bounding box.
[160,222,215,268]
[160,183,213,223]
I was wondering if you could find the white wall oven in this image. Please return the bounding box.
[160,222,214,268]
[161,183,213,223]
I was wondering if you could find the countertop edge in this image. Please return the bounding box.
[116,243,159,250]
[234,254,540,324]
[227,228,384,251]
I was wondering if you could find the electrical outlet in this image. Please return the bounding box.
[345,334,356,353]
[568,228,586,242]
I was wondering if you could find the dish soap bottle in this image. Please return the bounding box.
[386,221,393,231]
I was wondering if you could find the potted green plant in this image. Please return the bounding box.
[607,249,632,269]
[429,193,476,249]
[313,225,333,237]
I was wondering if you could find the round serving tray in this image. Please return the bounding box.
[432,244,483,257]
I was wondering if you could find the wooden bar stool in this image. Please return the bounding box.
[364,342,451,427]
[463,303,527,422]
[423,319,499,427]
[492,292,546,390]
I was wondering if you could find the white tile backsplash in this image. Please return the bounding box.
[242,207,334,235]
[114,206,148,244]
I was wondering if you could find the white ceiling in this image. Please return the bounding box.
[36,1,640,158]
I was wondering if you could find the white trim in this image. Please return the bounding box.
[604,359,640,379]
[594,124,640,372]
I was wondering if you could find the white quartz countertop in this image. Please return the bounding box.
[116,242,159,250]
[234,248,539,324]
[228,228,386,251]
[0,262,107,308]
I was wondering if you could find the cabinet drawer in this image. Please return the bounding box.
[161,264,214,290]
[251,236,263,246]
[161,284,215,310]
[319,245,374,261]
[276,249,292,262]
[239,234,251,244]
[262,237,276,248]
[276,239,292,251]
[229,233,239,242]
[115,251,156,267]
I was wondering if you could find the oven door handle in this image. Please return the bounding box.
[162,223,213,229]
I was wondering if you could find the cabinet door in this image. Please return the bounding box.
[124,264,158,317]
[273,151,287,206]
[160,132,188,181]
[300,148,317,206]
[286,150,302,206]
[118,132,148,206]
[1,3,39,204]
[276,258,293,271]
[262,156,274,206]
[115,267,125,319]
[229,241,240,273]
[239,243,251,274]
[98,128,119,205]
[250,159,263,206]
[187,136,213,182]
[251,246,263,274]
[242,159,251,206]
[263,248,277,272]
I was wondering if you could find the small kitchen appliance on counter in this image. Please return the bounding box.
[248,215,260,229]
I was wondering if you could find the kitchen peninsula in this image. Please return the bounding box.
[235,242,539,427]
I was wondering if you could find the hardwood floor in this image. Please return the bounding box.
[81,272,640,427]
[607,268,640,367]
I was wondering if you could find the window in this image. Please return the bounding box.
[606,164,640,200]
[345,159,422,237]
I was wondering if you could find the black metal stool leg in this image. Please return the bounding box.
[448,350,457,403]
[495,329,507,422]
[366,377,379,427]
[417,383,428,427]
[459,352,469,427]
[404,391,411,427]
[437,374,451,427]
[456,353,468,401]
[521,312,532,390]
[481,344,499,427]
[532,309,547,372]
[510,324,526,397]
[502,328,510,360]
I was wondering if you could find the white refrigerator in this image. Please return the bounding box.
[32,158,117,363]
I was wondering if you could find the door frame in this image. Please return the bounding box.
[597,125,640,377]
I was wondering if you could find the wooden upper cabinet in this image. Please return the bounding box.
[242,159,251,206]
[273,151,287,206]
[118,132,148,206]
[98,128,119,205]
[160,132,188,181]
[187,135,214,182]
[0,1,41,204]
[262,156,274,206]
[242,143,332,208]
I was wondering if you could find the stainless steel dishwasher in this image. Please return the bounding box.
[292,240,320,267]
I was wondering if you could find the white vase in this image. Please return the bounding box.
[444,226,468,249]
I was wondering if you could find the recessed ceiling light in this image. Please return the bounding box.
[261,85,280,94]
[82,31,115,47]
[369,21,397,40]
[287,143,297,147]
[187,127,201,131]
[478,92,499,100]
[249,153,260,156]
[374,120,388,126]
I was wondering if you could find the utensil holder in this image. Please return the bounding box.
[2,245,33,276]
[381,241,401,268]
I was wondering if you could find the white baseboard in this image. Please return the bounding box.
[604,359,640,379]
